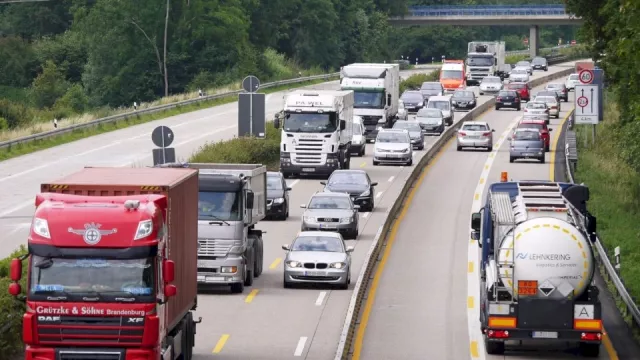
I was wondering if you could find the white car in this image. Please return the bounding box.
[533,96,560,119]
[426,95,453,126]
[396,99,408,120]
[509,68,530,83]
[479,76,504,95]
[373,129,413,166]
[565,73,580,91]
[350,116,366,157]
[515,60,533,75]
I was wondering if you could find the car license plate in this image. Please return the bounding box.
[532,331,558,339]
[205,276,224,283]
[459,102,467,106]
[304,271,327,277]
[302,168,315,172]
[319,223,337,229]
[523,153,534,157]
[467,136,480,139]
[197,260,217,268]
[503,102,512,105]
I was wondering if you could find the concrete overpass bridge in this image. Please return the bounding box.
[389,4,583,57]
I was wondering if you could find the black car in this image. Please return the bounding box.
[531,57,548,71]
[266,171,291,220]
[419,82,444,102]
[321,170,377,212]
[451,90,477,110]
[495,90,521,111]
[400,91,424,113]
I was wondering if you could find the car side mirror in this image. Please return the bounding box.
[300,204,306,208]
[273,118,280,129]
[320,181,326,185]
[354,205,360,210]
[548,128,553,131]
[346,246,354,253]
[470,212,482,231]
[286,187,292,191]
[282,244,290,251]
[371,182,378,186]
[491,129,495,132]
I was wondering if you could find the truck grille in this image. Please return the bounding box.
[293,138,323,165]
[198,239,233,257]
[58,350,123,360]
[360,116,382,125]
[37,316,144,346]
[304,262,328,269]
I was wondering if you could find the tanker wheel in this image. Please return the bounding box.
[578,342,600,357]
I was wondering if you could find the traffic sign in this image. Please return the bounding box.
[578,69,594,84]
[151,125,174,148]
[242,75,260,93]
[574,84,600,124]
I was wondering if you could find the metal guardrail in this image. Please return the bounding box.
[408,5,571,17]
[563,109,640,335]
[0,73,341,150]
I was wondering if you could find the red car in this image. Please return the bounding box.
[506,82,531,102]
[515,119,552,151]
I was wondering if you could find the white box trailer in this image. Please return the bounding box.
[340,63,400,141]
[275,90,354,178]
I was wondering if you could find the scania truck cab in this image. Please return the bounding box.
[275,90,354,178]
[465,41,506,86]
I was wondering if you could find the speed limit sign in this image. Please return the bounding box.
[579,69,594,84]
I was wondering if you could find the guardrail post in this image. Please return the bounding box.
[614,246,621,275]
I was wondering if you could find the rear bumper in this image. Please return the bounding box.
[496,102,520,109]
[458,137,491,148]
[350,142,365,154]
[484,327,602,343]
[510,149,544,158]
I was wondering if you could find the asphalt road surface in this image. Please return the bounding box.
[0,63,585,359]
[354,65,629,360]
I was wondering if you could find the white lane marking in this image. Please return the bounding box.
[362,213,370,219]
[387,176,394,182]
[375,191,383,199]
[0,200,33,219]
[467,115,522,359]
[288,179,300,188]
[6,223,30,237]
[294,336,307,356]
[315,291,327,306]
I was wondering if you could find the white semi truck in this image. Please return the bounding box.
[465,41,506,86]
[471,178,602,357]
[340,63,400,142]
[274,90,354,178]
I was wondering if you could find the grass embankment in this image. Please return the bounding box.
[191,70,440,167]
[0,77,334,162]
[573,98,640,341]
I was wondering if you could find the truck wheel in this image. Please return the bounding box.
[254,239,264,277]
[244,266,254,286]
[360,146,365,156]
[484,336,505,354]
[230,281,244,293]
[177,317,193,360]
[578,342,600,357]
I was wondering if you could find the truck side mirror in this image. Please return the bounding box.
[163,260,175,283]
[246,190,254,209]
[273,118,280,129]
[387,94,392,106]
[8,283,21,296]
[10,258,22,282]
[164,284,177,298]
[340,120,346,131]
[470,212,481,231]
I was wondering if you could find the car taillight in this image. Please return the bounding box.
[458,131,467,136]
[515,98,520,102]
[496,97,502,101]
[482,132,491,137]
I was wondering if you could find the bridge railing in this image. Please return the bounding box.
[408,5,569,17]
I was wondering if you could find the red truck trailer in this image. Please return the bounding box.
[8,167,201,360]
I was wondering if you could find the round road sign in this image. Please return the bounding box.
[152,125,174,147]
[242,75,260,93]
[578,69,594,84]
[577,96,589,108]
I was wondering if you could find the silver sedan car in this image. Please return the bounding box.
[392,120,425,150]
[282,231,353,289]
[456,121,495,151]
[300,192,359,239]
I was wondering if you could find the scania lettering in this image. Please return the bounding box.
[465,41,506,86]
[275,90,354,178]
[470,178,602,357]
[340,63,400,141]
[9,167,201,360]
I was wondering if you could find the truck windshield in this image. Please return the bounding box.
[466,56,494,66]
[441,70,463,79]
[353,91,385,109]
[283,112,337,133]
[29,256,155,299]
[199,191,242,221]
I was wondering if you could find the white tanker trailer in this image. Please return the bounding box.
[471,176,602,357]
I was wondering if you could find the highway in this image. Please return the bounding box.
[0,63,581,359]
[352,66,629,359]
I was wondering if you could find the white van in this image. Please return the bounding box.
[351,115,366,156]
[426,95,453,126]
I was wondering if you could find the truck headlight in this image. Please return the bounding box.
[274,198,285,204]
[330,262,347,269]
[220,266,237,273]
[134,220,153,240]
[340,218,352,224]
[32,217,51,239]
[286,261,302,268]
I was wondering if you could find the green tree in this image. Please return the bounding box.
[30,60,69,109]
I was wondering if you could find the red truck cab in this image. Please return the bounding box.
[8,167,200,360]
[515,119,552,151]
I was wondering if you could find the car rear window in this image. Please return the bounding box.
[518,123,543,131]
[462,124,488,131]
[514,131,541,140]
[498,91,516,97]
[508,84,525,89]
